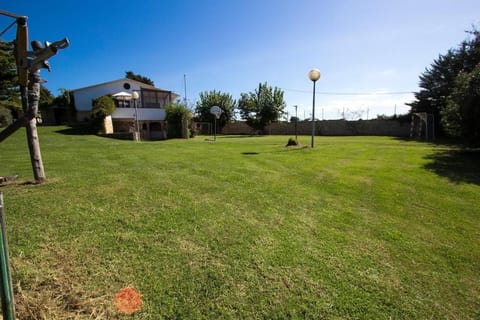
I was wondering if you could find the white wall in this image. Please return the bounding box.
[73,79,143,112]
[111,108,166,121]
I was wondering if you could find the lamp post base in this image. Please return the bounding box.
[133,132,140,141]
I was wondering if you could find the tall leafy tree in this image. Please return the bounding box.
[408,29,480,138]
[39,85,54,110]
[53,88,73,107]
[238,82,286,131]
[165,103,192,138]
[0,41,21,123]
[125,71,154,86]
[51,88,76,123]
[442,63,480,142]
[91,95,115,132]
[195,90,236,128]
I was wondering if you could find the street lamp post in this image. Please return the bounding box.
[131,91,140,141]
[294,105,298,142]
[308,68,321,148]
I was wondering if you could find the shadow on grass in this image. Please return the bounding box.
[423,148,480,185]
[54,124,95,135]
[217,135,263,139]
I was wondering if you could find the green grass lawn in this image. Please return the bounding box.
[0,126,479,319]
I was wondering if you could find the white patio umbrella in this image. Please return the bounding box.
[112,91,132,100]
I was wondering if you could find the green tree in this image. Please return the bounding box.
[238,82,286,131]
[0,105,13,127]
[165,103,191,138]
[91,95,115,132]
[53,88,73,107]
[442,63,480,143]
[408,29,480,137]
[125,71,154,86]
[92,95,115,118]
[39,85,54,110]
[195,90,236,128]
[50,88,76,124]
[0,40,21,121]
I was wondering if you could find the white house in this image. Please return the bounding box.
[71,78,179,140]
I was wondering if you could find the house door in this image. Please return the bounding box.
[150,122,163,140]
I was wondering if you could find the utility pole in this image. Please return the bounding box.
[294,105,298,141]
[183,74,187,108]
[0,10,68,183]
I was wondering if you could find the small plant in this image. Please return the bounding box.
[189,125,198,138]
[91,95,115,133]
[286,137,298,146]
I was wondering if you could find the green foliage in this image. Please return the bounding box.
[0,41,21,116]
[125,70,154,86]
[285,137,298,146]
[53,88,73,108]
[0,105,13,127]
[165,103,191,138]
[91,95,115,132]
[195,90,236,128]
[442,63,480,143]
[39,85,54,110]
[409,28,480,140]
[290,116,300,122]
[91,95,115,119]
[238,82,286,131]
[375,113,411,124]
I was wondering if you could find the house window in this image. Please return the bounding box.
[142,90,157,108]
[141,89,172,108]
[123,83,131,90]
[115,99,131,108]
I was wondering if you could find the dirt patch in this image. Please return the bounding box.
[11,245,117,319]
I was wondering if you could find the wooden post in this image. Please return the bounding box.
[25,69,46,183]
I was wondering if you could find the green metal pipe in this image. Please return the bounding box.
[0,193,15,320]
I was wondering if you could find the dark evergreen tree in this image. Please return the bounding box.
[0,40,21,123]
[442,63,480,143]
[408,29,480,139]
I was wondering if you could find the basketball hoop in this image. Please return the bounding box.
[210,105,222,119]
[209,106,222,141]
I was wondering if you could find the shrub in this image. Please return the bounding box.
[91,96,115,133]
[0,105,13,128]
[286,137,298,146]
[165,103,191,138]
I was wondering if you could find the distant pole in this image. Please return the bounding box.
[322,108,324,121]
[183,74,187,108]
[311,81,316,147]
[214,115,217,141]
[294,105,298,141]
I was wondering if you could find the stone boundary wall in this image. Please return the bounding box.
[220,119,410,137]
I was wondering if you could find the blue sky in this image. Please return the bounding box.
[2,0,479,119]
